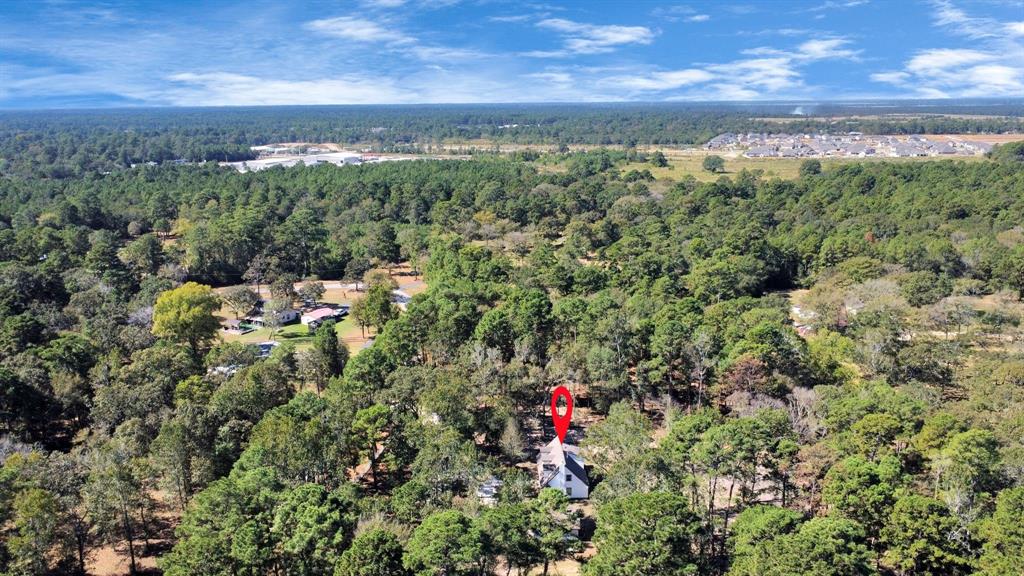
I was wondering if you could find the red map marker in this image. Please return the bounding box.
[550,385,573,443]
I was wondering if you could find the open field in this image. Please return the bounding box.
[755,114,1024,122]
[614,148,990,183]
[934,133,1024,144]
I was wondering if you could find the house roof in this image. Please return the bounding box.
[302,307,339,321]
[477,476,503,498]
[538,438,588,486]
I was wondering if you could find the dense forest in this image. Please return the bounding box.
[2,114,1024,576]
[3,102,1024,178]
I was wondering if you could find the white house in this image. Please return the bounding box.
[537,438,589,499]
[300,306,346,326]
[246,305,299,328]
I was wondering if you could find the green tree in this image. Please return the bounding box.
[352,404,389,486]
[350,295,371,338]
[702,154,725,173]
[262,298,292,341]
[650,151,668,167]
[150,414,207,510]
[403,510,486,576]
[499,416,526,461]
[932,428,1001,537]
[398,227,429,276]
[585,491,701,576]
[976,486,1024,576]
[478,502,540,575]
[751,517,876,576]
[120,233,164,276]
[335,529,408,576]
[243,393,356,487]
[531,488,582,575]
[161,467,283,576]
[822,455,903,540]
[364,282,399,332]
[222,285,259,319]
[272,483,358,575]
[366,221,401,270]
[850,413,903,461]
[727,505,804,576]
[582,401,652,476]
[6,488,63,576]
[84,441,152,576]
[881,495,971,576]
[305,319,347,394]
[298,281,326,305]
[898,271,952,307]
[997,244,1024,299]
[270,274,299,304]
[800,159,823,177]
[152,282,221,359]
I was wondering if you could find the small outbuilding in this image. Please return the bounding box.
[476,476,504,506]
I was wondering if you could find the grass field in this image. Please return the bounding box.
[217,314,372,353]
[213,264,426,354]
[620,156,806,182]
[622,150,989,183]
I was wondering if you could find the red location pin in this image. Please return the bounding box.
[550,385,573,443]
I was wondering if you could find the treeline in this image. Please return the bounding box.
[2,103,1023,177]
[1,148,1024,575]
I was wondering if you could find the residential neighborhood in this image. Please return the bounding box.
[706,132,995,158]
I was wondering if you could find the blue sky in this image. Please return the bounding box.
[1,0,1022,108]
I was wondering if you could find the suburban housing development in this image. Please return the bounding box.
[706,132,995,158]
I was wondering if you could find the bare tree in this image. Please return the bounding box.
[243,254,269,297]
[686,330,714,409]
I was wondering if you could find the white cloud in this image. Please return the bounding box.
[304,15,485,63]
[686,14,711,22]
[525,71,573,84]
[871,2,1024,98]
[739,28,818,37]
[406,45,486,61]
[304,16,413,44]
[601,33,862,99]
[606,68,714,90]
[519,49,572,58]
[930,0,1020,40]
[905,48,994,74]
[808,0,869,12]
[797,38,859,59]
[708,58,802,91]
[534,18,655,55]
[869,71,910,84]
[705,84,761,100]
[743,37,860,61]
[166,72,414,105]
[490,14,533,23]
[650,5,698,22]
